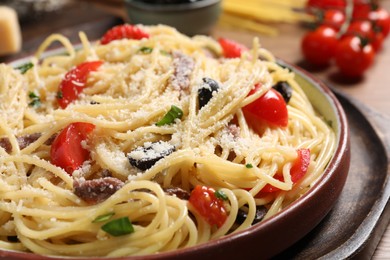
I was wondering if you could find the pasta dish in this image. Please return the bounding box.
[0,24,336,257]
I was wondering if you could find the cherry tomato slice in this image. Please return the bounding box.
[256,148,311,196]
[100,24,150,45]
[189,185,227,228]
[335,36,375,77]
[218,37,248,58]
[301,25,338,66]
[50,122,95,175]
[243,85,288,134]
[57,61,103,109]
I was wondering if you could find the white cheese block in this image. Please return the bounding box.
[0,6,21,56]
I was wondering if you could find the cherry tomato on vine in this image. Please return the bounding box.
[301,25,338,66]
[346,20,374,37]
[50,122,95,175]
[322,9,346,30]
[345,20,384,51]
[255,148,311,196]
[218,37,248,58]
[242,85,288,135]
[57,61,103,109]
[307,0,345,10]
[369,7,390,37]
[189,185,227,228]
[352,3,371,20]
[335,36,375,77]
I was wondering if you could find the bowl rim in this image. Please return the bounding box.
[124,0,221,12]
[2,54,350,260]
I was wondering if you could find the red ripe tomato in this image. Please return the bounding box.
[335,36,375,77]
[345,20,384,51]
[57,61,103,109]
[346,20,374,37]
[352,3,371,20]
[243,86,288,134]
[369,7,390,37]
[256,148,311,195]
[189,185,227,228]
[301,26,338,66]
[371,31,384,52]
[323,9,346,30]
[307,0,345,9]
[50,122,95,175]
[218,37,249,58]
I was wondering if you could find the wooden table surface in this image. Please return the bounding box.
[0,1,389,258]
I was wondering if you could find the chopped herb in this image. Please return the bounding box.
[29,91,39,99]
[160,50,171,56]
[28,91,41,108]
[156,105,183,126]
[245,163,253,169]
[16,62,34,74]
[101,217,134,236]
[92,212,115,223]
[215,190,228,201]
[139,47,153,54]
[56,91,63,99]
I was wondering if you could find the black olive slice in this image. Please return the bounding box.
[127,141,175,171]
[272,81,292,103]
[198,77,220,109]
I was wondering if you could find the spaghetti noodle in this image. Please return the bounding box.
[0,24,336,257]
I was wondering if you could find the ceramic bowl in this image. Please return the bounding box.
[2,57,350,260]
[124,0,221,35]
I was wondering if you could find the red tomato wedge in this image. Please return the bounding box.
[256,148,311,195]
[100,24,150,45]
[243,85,288,133]
[50,122,95,175]
[218,37,248,58]
[189,185,227,228]
[57,61,103,109]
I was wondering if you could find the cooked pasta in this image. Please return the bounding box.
[0,24,336,257]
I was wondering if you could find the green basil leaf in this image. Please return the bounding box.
[29,99,41,108]
[215,190,228,201]
[101,217,134,236]
[28,91,41,108]
[92,212,115,223]
[245,163,253,169]
[139,47,153,54]
[156,105,183,126]
[28,91,39,99]
[16,62,34,74]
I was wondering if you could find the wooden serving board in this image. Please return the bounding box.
[274,90,390,259]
